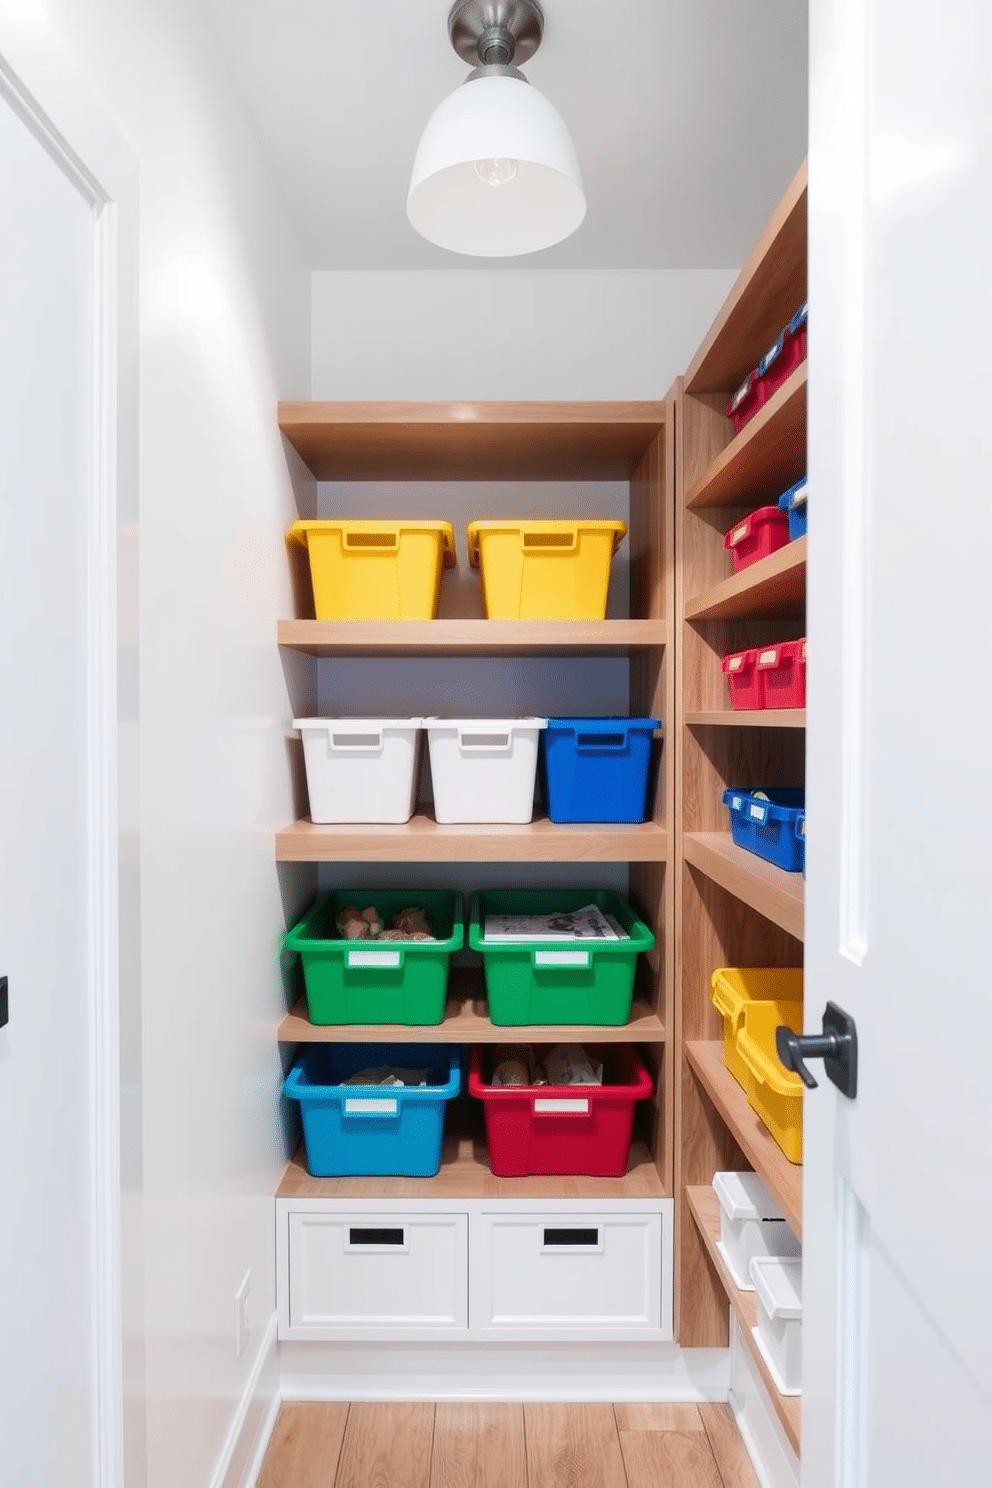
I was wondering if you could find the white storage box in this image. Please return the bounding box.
[713,1170,801,1291]
[425,717,547,824]
[750,1255,803,1395]
[294,717,424,824]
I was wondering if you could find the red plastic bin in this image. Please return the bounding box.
[722,647,764,710]
[755,638,807,709]
[724,506,791,574]
[759,303,808,403]
[726,370,762,433]
[468,1044,653,1177]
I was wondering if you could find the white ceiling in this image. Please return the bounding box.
[202,0,808,271]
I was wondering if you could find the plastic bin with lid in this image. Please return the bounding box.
[757,301,808,404]
[541,716,661,823]
[468,887,655,1027]
[778,475,808,541]
[284,888,464,1026]
[284,1042,463,1177]
[722,647,764,710]
[726,369,763,433]
[287,518,455,620]
[750,1256,803,1394]
[713,1171,801,1292]
[425,717,546,824]
[724,506,790,574]
[466,518,626,620]
[723,788,806,872]
[737,1000,805,1164]
[710,967,803,1089]
[755,639,806,709]
[468,1043,653,1177]
[293,717,424,824]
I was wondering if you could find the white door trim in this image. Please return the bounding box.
[0,9,138,1487]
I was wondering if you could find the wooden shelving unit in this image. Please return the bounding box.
[686,1186,801,1453]
[674,159,807,1432]
[275,400,676,1205]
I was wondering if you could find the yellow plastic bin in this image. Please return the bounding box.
[737,1000,805,1164]
[467,519,627,620]
[288,519,456,620]
[711,967,803,1090]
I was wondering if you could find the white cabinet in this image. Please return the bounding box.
[277,1196,673,1343]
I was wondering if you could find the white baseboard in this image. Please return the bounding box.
[729,1316,800,1488]
[280,1341,730,1403]
[208,1312,281,1488]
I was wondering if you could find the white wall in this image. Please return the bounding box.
[31,2,313,1486]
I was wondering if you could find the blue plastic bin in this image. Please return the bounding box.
[284,1043,462,1177]
[541,717,661,823]
[796,811,806,877]
[723,788,806,873]
[778,476,808,541]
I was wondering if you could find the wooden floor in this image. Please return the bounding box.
[257,1401,760,1488]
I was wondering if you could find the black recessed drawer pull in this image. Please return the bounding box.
[543,1227,599,1246]
[349,1227,405,1246]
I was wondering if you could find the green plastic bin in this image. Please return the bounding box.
[468,888,655,1027]
[285,889,464,1026]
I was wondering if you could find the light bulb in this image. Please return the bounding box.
[474,157,518,187]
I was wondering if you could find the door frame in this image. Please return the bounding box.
[0,8,138,1486]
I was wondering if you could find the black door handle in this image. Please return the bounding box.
[776,1002,858,1099]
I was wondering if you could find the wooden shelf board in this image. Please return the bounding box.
[685,1044,802,1238]
[685,367,807,512]
[277,618,668,658]
[685,538,807,621]
[685,161,807,396]
[279,971,667,1044]
[687,1185,801,1453]
[277,1127,668,1203]
[684,833,804,942]
[278,400,667,481]
[276,814,669,863]
[686,710,806,729]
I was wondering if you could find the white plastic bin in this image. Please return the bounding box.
[713,1171,801,1292]
[750,1255,803,1395]
[294,718,424,824]
[425,718,547,824]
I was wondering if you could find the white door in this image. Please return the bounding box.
[804,1,992,1483]
[0,72,118,1488]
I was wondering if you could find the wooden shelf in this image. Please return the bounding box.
[685,366,807,512]
[685,538,806,621]
[685,162,807,397]
[685,1043,802,1238]
[278,1121,669,1203]
[686,710,806,729]
[279,972,666,1045]
[687,1186,801,1453]
[277,618,668,658]
[276,814,670,863]
[278,400,667,481]
[684,832,804,942]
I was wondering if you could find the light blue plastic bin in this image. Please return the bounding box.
[284,1043,463,1177]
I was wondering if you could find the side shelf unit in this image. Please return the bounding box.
[674,163,807,1456]
[273,401,676,1341]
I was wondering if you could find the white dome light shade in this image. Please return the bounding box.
[408,75,586,257]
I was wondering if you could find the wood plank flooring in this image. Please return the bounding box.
[257,1401,760,1488]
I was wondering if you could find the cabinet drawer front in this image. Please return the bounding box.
[287,1212,467,1334]
[471,1211,664,1335]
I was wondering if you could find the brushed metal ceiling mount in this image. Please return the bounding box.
[448,0,545,70]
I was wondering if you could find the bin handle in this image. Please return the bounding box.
[330,730,384,751]
[736,1030,802,1097]
[575,731,626,751]
[345,948,405,970]
[533,949,591,969]
[343,529,400,552]
[533,1097,591,1115]
[457,729,512,751]
[520,529,577,552]
[710,976,746,1024]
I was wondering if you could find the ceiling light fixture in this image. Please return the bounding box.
[407,0,586,257]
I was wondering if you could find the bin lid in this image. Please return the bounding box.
[750,1256,803,1320]
[713,1170,785,1224]
[293,717,424,731]
[424,716,548,730]
[545,716,661,732]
